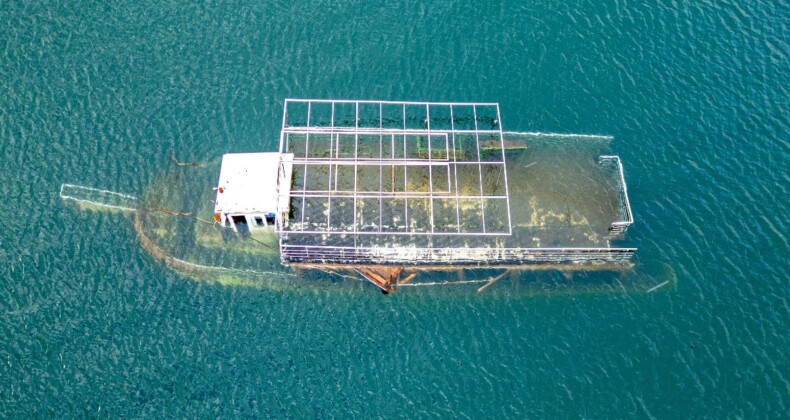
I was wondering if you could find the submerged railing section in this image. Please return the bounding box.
[598,156,634,237]
[280,245,636,265]
[59,184,138,212]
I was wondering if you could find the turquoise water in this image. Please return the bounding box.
[2,0,787,417]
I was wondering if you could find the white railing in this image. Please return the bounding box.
[598,156,634,236]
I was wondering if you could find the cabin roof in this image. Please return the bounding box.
[214,152,293,215]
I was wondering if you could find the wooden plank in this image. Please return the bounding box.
[477,270,510,293]
[399,272,417,285]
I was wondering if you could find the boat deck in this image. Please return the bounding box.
[275,100,633,266]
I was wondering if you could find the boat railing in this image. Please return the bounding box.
[599,155,634,236]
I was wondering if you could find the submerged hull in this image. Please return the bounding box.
[62,159,668,294]
[140,129,647,292]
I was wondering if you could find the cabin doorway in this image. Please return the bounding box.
[231,215,250,235]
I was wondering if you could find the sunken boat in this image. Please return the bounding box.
[61,99,652,293]
[208,99,636,292]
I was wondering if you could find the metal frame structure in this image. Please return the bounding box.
[278,99,512,236]
[273,99,636,277]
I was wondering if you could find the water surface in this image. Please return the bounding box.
[1,0,787,417]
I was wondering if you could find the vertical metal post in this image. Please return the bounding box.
[449,105,461,233]
[495,104,512,234]
[472,105,486,233]
[379,102,383,233]
[402,103,408,231]
[353,101,359,233]
[326,101,335,229]
[426,103,434,234]
[279,99,289,153]
[301,133,309,231]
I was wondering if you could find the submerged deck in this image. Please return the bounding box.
[276,100,634,267]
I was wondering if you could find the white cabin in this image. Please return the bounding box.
[213,152,294,232]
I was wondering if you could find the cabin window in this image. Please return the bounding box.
[254,216,265,226]
[266,214,276,225]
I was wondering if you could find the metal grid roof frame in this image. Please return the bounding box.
[278,99,513,236]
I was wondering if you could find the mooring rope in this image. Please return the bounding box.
[170,154,204,167]
[167,255,295,278]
